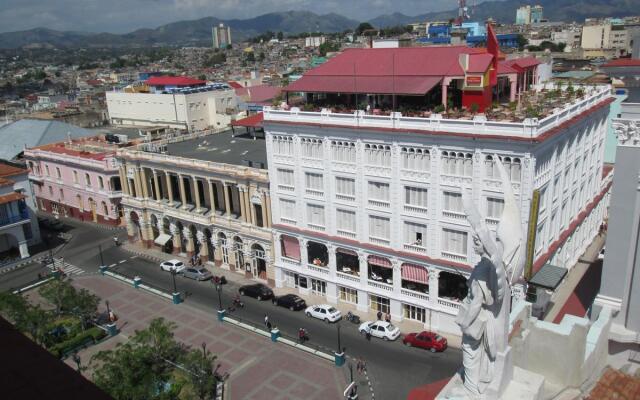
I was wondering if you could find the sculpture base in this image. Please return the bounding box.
[436,367,544,400]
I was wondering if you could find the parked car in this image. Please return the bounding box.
[597,247,605,260]
[402,331,447,352]
[182,267,212,281]
[359,320,401,341]
[238,283,274,300]
[160,259,185,273]
[305,304,342,323]
[274,294,306,311]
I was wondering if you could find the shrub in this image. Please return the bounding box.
[433,104,445,114]
[470,103,479,114]
[50,326,106,358]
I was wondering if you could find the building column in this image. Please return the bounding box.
[358,252,368,286]
[428,268,440,307]
[133,168,143,199]
[166,173,174,205]
[119,166,129,196]
[212,237,222,265]
[391,260,402,322]
[18,241,29,259]
[273,233,282,261]
[300,238,309,266]
[140,168,149,199]
[152,170,161,201]
[184,228,195,258]
[197,231,209,262]
[248,189,256,225]
[170,223,181,254]
[139,220,151,248]
[260,193,268,228]
[223,183,232,216]
[238,185,247,222]
[207,179,217,212]
[265,193,272,228]
[509,75,518,102]
[178,174,187,208]
[193,177,202,212]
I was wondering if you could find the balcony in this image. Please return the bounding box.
[437,297,461,313]
[280,257,300,268]
[442,210,466,221]
[335,193,355,202]
[441,251,467,263]
[403,243,426,254]
[277,184,295,192]
[305,188,324,197]
[369,236,390,246]
[307,264,329,276]
[337,271,360,284]
[368,279,393,292]
[0,210,30,228]
[368,199,390,209]
[403,204,428,216]
[336,229,356,239]
[401,288,430,304]
[307,223,325,232]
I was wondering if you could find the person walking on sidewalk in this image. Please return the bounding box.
[264,314,269,328]
[377,310,382,320]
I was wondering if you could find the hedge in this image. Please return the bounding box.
[50,326,107,358]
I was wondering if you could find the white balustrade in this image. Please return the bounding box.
[401,288,430,303]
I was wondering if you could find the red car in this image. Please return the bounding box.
[402,331,447,353]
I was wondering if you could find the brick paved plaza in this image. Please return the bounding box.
[68,275,349,400]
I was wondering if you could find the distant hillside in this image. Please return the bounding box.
[0,11,359,49]
[368,0,640,27]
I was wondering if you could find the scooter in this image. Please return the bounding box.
[346,311,361,324]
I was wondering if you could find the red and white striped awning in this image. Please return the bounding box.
[281,235,300,261]
[401,263,429,284]
[336,247,358,256]
[368,255,392,268]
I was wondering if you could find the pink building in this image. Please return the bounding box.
[24,136,126,225]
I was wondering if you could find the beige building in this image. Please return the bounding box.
[118,129,274,284]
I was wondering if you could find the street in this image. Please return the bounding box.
[1,218,461,400]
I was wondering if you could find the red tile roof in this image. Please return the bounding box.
[504,57,541,72]
[0,163,26,179]
[231,113,264,128]
[601,58,640,68]
[285,75,442,95]
[227,81,244,89]
[145,76,206,86]
[467,53,494,73]
[587,368,640,400]
[0,192,26,205]
[235,85,282,103]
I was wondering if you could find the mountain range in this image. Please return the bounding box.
[1,0,639,49]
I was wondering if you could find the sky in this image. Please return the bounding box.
[0,0,461,34]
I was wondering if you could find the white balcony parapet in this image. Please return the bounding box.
[368,279,393,292]
[401,288,430,303]
[403,243,427,254]
[337,271,360,283]
[441,251,467,263]
[281,257,300,267]
[263,84,612,140]
[336,229,357,239]
[307,264,330,275]
[438,297,461,311]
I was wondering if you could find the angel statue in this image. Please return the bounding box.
[454,155,524,397]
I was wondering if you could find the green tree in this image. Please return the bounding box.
[39,279,76,316]
[355,22,375,36]
[21,305,52,346]
[0,291,29,323]
[92,318,185,400]
[516,34,528,51]
[277,31,284,41]
[319,41,340,56]
[182,343,218,400]
[69,288,100,331]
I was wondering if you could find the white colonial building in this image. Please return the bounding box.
[264,83,613,334]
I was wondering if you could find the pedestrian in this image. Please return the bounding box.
[108,310,116,323]
[377,310,382,321]
[356,358,363,374]
[264,314,269,328]
[113,236,119,246]
[361,359,367,374]
[267,321,272,330]
[298,327,305,344]
[385,313,391,323]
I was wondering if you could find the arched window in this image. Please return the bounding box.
[85,173,91,187]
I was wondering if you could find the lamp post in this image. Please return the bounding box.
[98,244,104,266]
[105,300,110,315]
[337,323,342,354]
[334,322,345,366]
[215,283,223,311]
[171,268,181,304]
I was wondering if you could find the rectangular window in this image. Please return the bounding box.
[443,192,463,213]
[59,188,64,200]
[56,167,61,179]
[305,172,323,195]
[365,144,391,167]
[535,222,545,254]
[401,147,430,171]
[99,176,104,190]
[404,187,428,209]
[335,177,355,200]
[539,188,547,212]
[553,175,560,200]
[310,279,326,296]
[368,181,390,207]
[486,197,504,219]
[403,304,426,323]
[404,221,427,247]
[339,286,358,304]
[301,138,323,159]
[336,209,356,234]
[45,165,50,176]
[369,295,390,314]
[277,168,295,190]
[307,204,325,229]
[73,171,78,184]
[369,215,390,243]
[273,135,294,156]
[331,141,356,163]
[279,199,296,224]
[442,228,468,256]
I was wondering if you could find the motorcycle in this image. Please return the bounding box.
[346,311,361,324]
[232,297,244,308]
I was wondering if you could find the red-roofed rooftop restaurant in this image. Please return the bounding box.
[283,45,540,114]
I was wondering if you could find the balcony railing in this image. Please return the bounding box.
[305,188,324,197]
[441,251,467,263]
[0,210,30,227]
[368,279,393,292]
[336,271,360,283]
[404,204,428,215]
[369,236,390,246]
[368,199,390,208]
[307,264,329,275]
[438,297,461,311]
[336,229,356,239]
[442,210,466,220]
[403,243,426,254]
[401,288,430,303]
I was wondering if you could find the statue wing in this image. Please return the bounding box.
[494,155,524,284]
[462,190,498,257]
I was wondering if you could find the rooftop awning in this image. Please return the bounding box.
[528,264,567,290]
[283,75,442,96]
[154,233,172,246]
[401,263,429,284]
[231,113,264,128]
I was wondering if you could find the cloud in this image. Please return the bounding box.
[0,0,460,33]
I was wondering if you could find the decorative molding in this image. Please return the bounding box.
[613,118,640,146]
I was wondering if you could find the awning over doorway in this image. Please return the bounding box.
[528,264,567,290]
[154,233,172,246]
[401,263,429,284]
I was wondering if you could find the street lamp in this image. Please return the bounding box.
[337,323,342,354]
[171,268,178,294]
[105,300,111,315]
[215,283,223,311]
[98,244,104,267]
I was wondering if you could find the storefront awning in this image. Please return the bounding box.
[154,233,172,246]
[401,263,429,284]
[368,255,392,268]
[281,235,301,261]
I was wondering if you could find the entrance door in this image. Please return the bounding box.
[90,200,97,222]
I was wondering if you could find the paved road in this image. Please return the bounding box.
[2,218,461,400]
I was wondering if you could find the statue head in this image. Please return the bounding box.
[472,233,485,256]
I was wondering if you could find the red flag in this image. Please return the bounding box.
[487,23,499,86]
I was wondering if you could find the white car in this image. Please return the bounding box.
[160,259,185,273]
[305,304,342,323]
[359,320,401,341]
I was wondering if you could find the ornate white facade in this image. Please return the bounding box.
[264,84,613,334]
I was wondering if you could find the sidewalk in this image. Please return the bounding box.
[123,241,464,349]
[69,275,349,400]
[544,233,606,322]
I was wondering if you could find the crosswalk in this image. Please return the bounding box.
[61,264,85,276]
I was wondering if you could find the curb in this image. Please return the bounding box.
[121,247,165,264]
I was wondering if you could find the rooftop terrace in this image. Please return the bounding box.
[265,83,613,141]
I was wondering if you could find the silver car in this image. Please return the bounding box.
[181,267,212,281]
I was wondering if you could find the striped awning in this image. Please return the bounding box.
[368,255,392,268]
[336,247,358,256]
[401,263,429,284]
